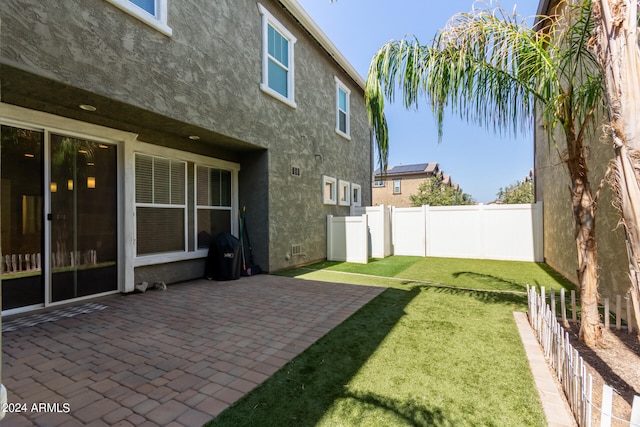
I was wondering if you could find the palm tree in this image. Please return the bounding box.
[365,2,607,344]
[590,0,640,339]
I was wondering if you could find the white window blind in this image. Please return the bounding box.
[196,166,232,249]
[135,153,186,255]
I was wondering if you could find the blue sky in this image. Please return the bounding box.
[296,0,540,203]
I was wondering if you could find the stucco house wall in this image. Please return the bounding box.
[0,0,371,313]
[535,0,629,299]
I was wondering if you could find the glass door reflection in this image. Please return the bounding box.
[1,125,45,310]
[50,134,118,302]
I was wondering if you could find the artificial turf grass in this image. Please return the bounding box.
[299,256,576,293]
[206,257,570,426]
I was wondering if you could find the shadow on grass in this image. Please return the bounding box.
[205,286,453,427]
[531,262,577,290]
[425,282,529,307]
[452,271,527,292]
[341,391,448,426]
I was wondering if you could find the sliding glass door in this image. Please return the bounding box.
[50,134,118,302]
[1,125,119,312]
[1,125,45,310]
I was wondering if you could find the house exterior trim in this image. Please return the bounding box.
[278,0,365,90]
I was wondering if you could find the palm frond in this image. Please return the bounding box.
[365,1,605,172]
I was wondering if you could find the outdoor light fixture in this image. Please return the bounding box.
[79,104,97,112]
[87,177,96,189]
[188,135,200,140]
[24,153,35,158]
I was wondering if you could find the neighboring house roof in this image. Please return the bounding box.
[374,162,439,177]
[279,0,365,90]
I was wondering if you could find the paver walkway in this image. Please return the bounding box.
[1,275,384,426]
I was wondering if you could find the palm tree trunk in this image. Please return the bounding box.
[566,135,603,345]
[591,0,640,339]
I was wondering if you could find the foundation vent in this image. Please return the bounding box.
[291,244,302,257]
[291,166,302,177]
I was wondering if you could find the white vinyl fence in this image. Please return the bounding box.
[332,202,543,262]
[326,215,369,264]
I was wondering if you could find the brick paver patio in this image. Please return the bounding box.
[1,275,384,426]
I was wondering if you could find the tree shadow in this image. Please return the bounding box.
[423,282,529,307]
[339,390,448,427]
[452,271,528,292]
[205,286,457,426]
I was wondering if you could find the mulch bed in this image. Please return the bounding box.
[561,323,640,426]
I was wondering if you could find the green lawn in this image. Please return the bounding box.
[206,256,575,427]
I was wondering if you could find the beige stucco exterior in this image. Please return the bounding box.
[373,175,431,207]
[372,163,455,207]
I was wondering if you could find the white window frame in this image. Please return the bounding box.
[338,180,351,206]
[323,175,337,205]
[393,179,401,194]
[334,77,351,140]
[351,183,362,207]
[258,3,297,108]
[373,180,385,187]
[132,142,240,267]
[105,0,172,36]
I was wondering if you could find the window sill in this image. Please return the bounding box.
[260,84,297,109]
[335,129,351,141]
[134,250,207,267]
[105,0,173,37]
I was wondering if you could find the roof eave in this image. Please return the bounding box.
[535,0,553,25]
[278,0,366,90]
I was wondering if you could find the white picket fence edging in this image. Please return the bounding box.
[528,285,640,427]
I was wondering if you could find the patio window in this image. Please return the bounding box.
[258,3,297,108]
[135,153,186,255]
[196,166,232,249]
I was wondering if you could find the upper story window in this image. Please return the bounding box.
[393,179,401,194]
[105,0,172,36]
[130,0,155,14]
[258,4,297,108]
[373,180,385,187]
[335,77,351,139]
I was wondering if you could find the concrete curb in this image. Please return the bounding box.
[513,311,577,427]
